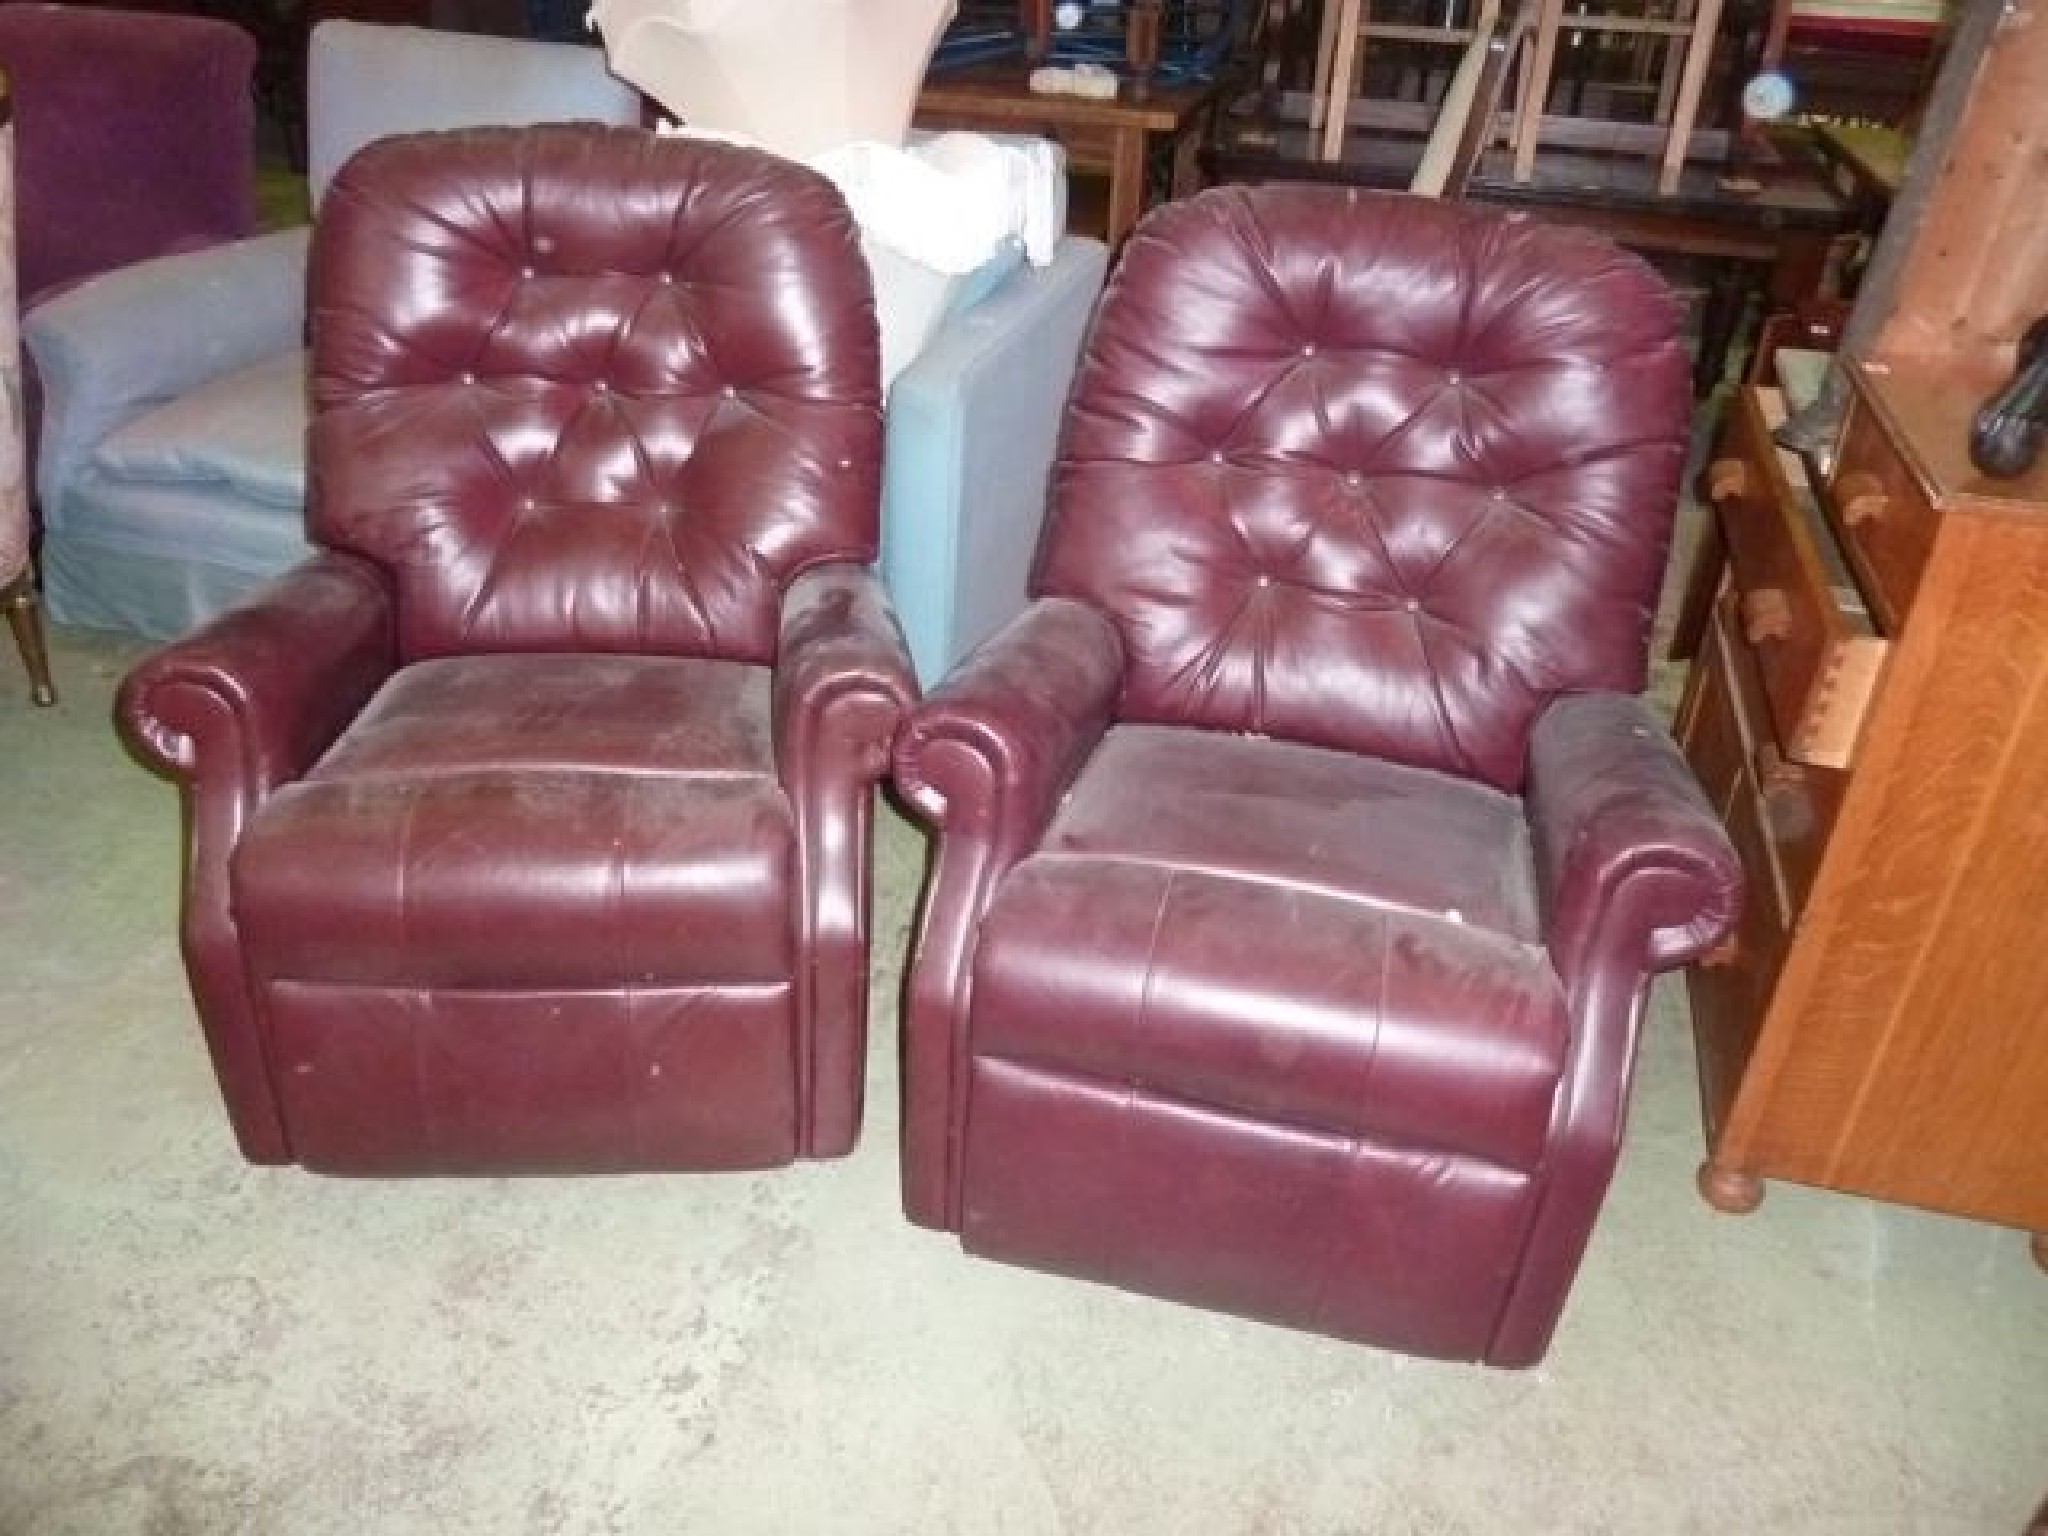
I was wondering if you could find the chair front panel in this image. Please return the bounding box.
[1038,185,1692,790]
[309,125,883,663]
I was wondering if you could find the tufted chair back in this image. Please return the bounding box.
[309,123,883,665]
[1036,185,1692,791]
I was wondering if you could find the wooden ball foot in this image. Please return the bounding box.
[1697,1160,1765,1214]
[2030,1232,2048,1273]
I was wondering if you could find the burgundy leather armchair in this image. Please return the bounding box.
[119,125,915,1175]
[892,186,1741,1366]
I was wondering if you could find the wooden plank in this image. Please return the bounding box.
[1656,0,1722,193]
[1876,0,2048,367]
[1409,0,1503,197]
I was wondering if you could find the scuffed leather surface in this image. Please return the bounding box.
[1038,185,1691,792]
[892,597,1124,863]
[309,125,884,663]
[890,597,1123,1225]
[979,725,1564,1171]
[235,656,796,988]
[266,983,800,1175]
[893,185,1737,1363]
[772,562,918,1157]
[959,1061,1537,1360]
[975,857,1565,1171]
[119,127,907,1174]
[233,653,801,1174]
[1485,693,1741,1363]
[1039,725,1540,942]
[116,553,397,1163]
[1526,691,1742,983]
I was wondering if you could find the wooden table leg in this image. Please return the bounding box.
[1309,0,1352,139]
[1318,0,1366,164]
[1170,116,1205,202]
[1106,124,1147,245]
[1658,0,1725,194]
[1512,0,1567,181]
[1668,514,1725,662]
[2,570,56,707]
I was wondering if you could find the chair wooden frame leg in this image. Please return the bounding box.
[3,569,56,705]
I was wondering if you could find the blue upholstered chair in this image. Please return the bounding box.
[25,20,1107,683]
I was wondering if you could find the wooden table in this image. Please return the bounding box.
[916,65,1220,245]
[1812,121,1910,202]
[1208,116,1856,391]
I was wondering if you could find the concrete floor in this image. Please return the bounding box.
[2,622,2044,1535]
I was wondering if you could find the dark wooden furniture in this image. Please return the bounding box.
[915,63,1220,244]
[1207,118,1854,391]
[1676,1,2048,1266]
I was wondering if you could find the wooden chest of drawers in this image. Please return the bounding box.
[1678,357,2048,1263]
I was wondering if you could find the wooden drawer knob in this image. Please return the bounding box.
[1706,457,1750,506]
[1741,587,1795,646]
[1836,470,1889,527]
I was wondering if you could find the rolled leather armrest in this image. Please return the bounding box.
[114,550,393,1168]
[773,561,919,785]
[891,596,1124,866]
[1525,691,1743,981]
[891,595,1123,1226]
[23,227,310,518]
[772,560,918,1158]
[117,551,396,795]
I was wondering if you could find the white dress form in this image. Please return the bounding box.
[590,0,958,160]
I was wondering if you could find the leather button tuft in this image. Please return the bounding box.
[1344,471,1363,488]
[1403,598,1421,613]
[1254,574,1273,588]
[520,265,535,279]
[722,385,739,399]
[1300,343,1317,358]
[458,371,476,385]
[1445,370,1464,385]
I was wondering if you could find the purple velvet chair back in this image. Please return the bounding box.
[1037,185,1692,791]
[0,5,257,306]
[307,124,883,665]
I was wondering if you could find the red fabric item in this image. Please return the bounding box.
[119,126,915,1175]
[893,186,1740,1365]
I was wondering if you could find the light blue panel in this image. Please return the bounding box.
[880,237,1108,685]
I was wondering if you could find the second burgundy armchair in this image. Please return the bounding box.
[119,125,915,1175]
[892,185,1741,1366]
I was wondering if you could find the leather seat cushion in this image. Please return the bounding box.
[234,653,795,987]
[971,726,1567,1171]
